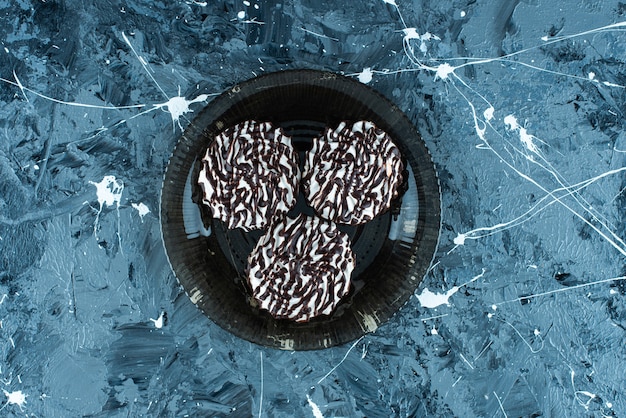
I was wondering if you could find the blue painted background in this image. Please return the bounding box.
[0,0,624,416]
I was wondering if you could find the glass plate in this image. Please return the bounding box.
[160,70,441,350]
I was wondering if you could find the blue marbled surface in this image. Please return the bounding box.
[0,0,624,416]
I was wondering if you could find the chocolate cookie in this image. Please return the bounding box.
[198,120,299,231]
[302,121,404,225]
[247,214,354,322]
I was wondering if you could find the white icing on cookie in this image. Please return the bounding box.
[198,120,299,231]
[247,214,354,322]
[302,121,404,225]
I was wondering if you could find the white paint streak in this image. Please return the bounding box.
[420,313,449,321]
[453,166,626,256]
[495,275,626,306]
[497,317,544,353]
[299,27,339,41]
[306,395,324,418]
[571,369,598,410]
[121,31,169,100]
[493,391,508,417]
[459,353,474,369]
[12,71,28,102]
[0,75,145,110]
[258,351,263,418]
[317,336,364,384]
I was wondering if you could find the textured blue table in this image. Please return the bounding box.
[0,0,624,416]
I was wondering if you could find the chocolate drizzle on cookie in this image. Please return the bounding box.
[302,121,404,225]
[199,119,405,323]
[198,120,299,231]
[247,214,354,323]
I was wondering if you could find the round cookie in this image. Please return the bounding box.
[302,120,404,225]
[197,120,299,231]
[247,214,355,323]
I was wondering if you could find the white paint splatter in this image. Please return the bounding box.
[419,32,440,52]
[483,106,495,122]
[504,114,542,154]
[402,27,420,41]
[402,28,441,55]
[434,63,455,80]
[306,395,324,418]
[148,93,211,131]
[131,202,150,222]
[417,269,486,308]
[237,10,246,19]
[1,390,27,412]
[357,67,373,84]
[89,175,124,248]
[382,0,397,5]
[149,312,165,329]
[416,286,459,308]
[90,175,124,210]
[453,233,466,245]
